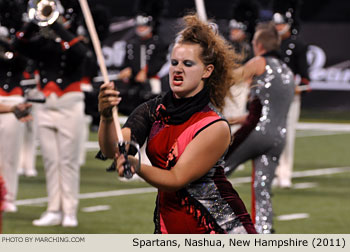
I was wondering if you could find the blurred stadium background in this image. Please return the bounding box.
[2,0,350,233]
[96,0,350,125]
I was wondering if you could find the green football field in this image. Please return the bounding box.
[2,117,350,234]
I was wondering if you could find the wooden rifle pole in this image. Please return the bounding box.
[194,0,208,21]
[78,0,123,142]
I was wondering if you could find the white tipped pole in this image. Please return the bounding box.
[78,0,124,141]
[194,0,208,21]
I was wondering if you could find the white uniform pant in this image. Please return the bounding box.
[0,97,25,204]
[36,93,84,216]
[19,104,38,174]
[78,115,92,166]
[276,94,301,184]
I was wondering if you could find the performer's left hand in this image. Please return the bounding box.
[98,81,122,118]
[115,154,140,177]
[12,103,33,122]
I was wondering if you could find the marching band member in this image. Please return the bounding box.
[14,0,95,227]
[0,11,31,212]
[273,6,311,188]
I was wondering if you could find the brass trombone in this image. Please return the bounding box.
[27,0,61,27]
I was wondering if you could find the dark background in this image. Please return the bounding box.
[93,0,350,22]
[91,0,350,114]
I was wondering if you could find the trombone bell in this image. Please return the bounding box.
[28,0,60,27]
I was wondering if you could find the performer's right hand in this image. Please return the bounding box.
[98,81,122,118]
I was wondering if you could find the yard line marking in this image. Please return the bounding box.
[85,141,100,151]
[81,122,350,152]
[292,167,350,178]
[15,187,157,206]
[230,177,251,184]
[277,213,310,221]
[292,182,318,189]
[229,167,350,185]
[296,131,345,138]
[297,122,350,132]
[85,128,349,152]
[15,166,350,206]
[78,187,156,199]
[15,197,48,206]
[81,205,111,213]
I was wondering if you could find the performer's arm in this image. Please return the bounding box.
[98,81,154,158]
[233,56,266,83]
[0,103,32,122]
[117,120,231,192]
[226,114,248,125]
[0,103,14,114]
[98,82,125,158]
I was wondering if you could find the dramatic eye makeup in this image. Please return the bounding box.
[184,60,195,67]
[170,59,195,67]
[171,59,178,66]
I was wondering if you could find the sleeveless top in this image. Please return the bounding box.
[124,95,256,234]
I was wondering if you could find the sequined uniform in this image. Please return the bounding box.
[123,93,256,234]
[224,56,295,233]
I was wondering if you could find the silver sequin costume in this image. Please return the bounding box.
[224,56,295,233]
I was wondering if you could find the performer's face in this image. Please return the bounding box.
[169,43,213,99]
[135,25,152,38]
[230,28,246,42]
[275,23,290,39]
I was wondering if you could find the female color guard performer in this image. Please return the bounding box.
[98,14,257,234]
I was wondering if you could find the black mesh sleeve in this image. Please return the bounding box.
[295,40,310,82]
[123,96,161,154]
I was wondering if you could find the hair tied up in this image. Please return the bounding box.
[208,22,219,35]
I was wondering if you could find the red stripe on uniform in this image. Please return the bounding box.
[39,81,82,97]
[0,87,23,96]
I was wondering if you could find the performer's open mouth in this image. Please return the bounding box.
[173,75,183,86]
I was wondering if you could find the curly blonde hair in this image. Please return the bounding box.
[176,14,240,110]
